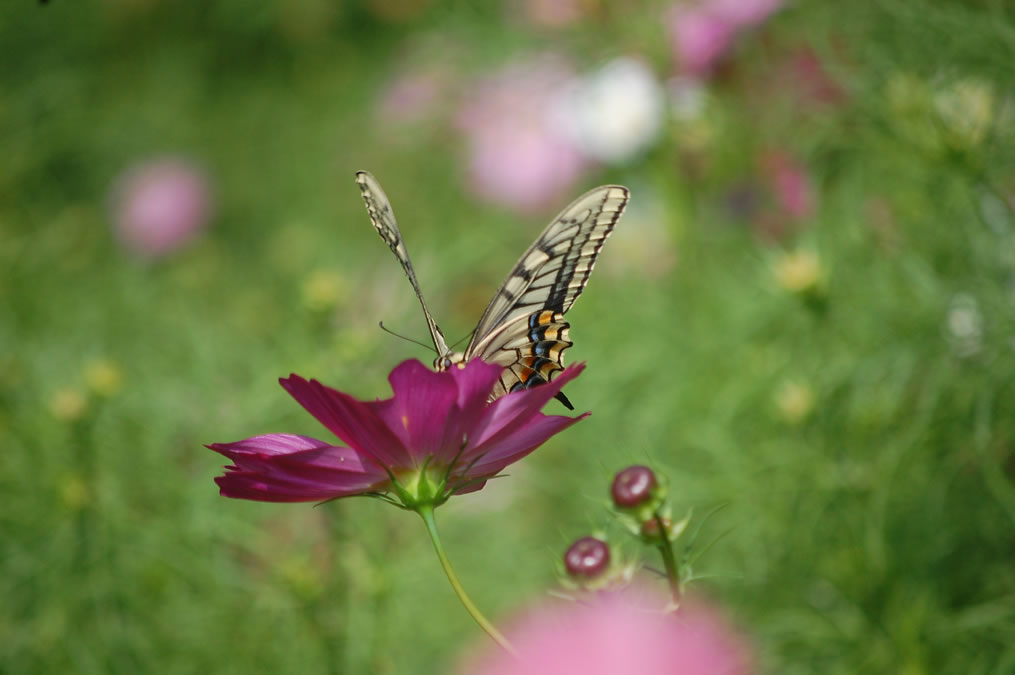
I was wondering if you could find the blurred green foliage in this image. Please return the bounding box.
[3,0,1015,673]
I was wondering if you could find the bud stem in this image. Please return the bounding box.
[654,511,682,605]
[417,504,517,655]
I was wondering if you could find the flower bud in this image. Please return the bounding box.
[640,515,672,540]
[564,536,611,579]
[611,465,657,508]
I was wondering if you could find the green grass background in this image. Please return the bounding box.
[3,0,1015,673]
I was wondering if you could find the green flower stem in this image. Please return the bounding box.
[654,512,681,606]
[417,504,517,656]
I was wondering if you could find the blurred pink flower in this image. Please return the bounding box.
[667,6,735,77]
[761,151,816,220]
[111,158,212,259]
[456,55,588,213]
[709,0,782,28]
[460,591,754,675]
[784,47,847,107]
[520,0,585,28]
[667,0,783,78]
[377,68,448,124]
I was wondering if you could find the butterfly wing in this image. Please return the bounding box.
[465,185,630,407]
[356,171,452,357]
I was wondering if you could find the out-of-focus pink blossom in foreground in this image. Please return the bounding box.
[761,150,816,221]
[460,591,755,675]
[456,54,588,213]
[667,0,783,78]
[111,158,212,259]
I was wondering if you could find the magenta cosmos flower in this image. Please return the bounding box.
[208,359,587,508]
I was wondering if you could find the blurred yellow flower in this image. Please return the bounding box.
[60,474,90,510]
[934,78,995,148]
[775,380,815,424]
[774,249,823,294]
[301,269,347,312]
[49,388,87,422]
[277,556,324,601]
[84,358,124,397]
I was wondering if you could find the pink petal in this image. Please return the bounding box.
[383,359,460,461]
[468,363,586,451]
[460,591,755,675]
[464,412,588,477]
[208,434,389,502]
[668,6,735,77]
[280,375,412,468]
[709,0,782,28]
[450,359,504,423]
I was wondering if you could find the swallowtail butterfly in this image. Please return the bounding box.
[356,171,629,409]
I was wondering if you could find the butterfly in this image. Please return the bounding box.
[356,171,629,409]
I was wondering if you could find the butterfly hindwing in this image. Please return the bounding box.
[465,186,629,406]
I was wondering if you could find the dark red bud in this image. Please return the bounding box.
[564,536,611,578]
[611,465,657,507]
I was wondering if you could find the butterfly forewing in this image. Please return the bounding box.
[464,185,629,355]
[355,171,452,357]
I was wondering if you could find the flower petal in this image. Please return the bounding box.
[381,360,460,462]
[463,412,588,477]
[468,363,586,452]
[280,374,412,468]
[451,359,504,421]
[208,434,389,503]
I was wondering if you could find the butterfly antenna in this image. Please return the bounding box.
[378,321,438,353]
[449,331,473,351]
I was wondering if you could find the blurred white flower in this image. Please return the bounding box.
[946,293,983,357]
[552,57,665,164]
[457,54,588,213]
[110,157,212,259]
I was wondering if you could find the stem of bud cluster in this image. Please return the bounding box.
[654,511,682,606]
[416,504,517,656]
